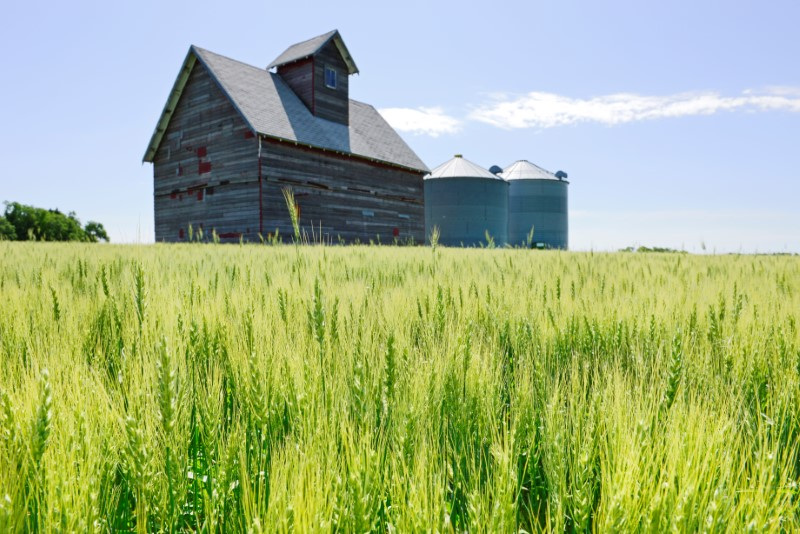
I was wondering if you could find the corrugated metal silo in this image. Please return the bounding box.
[502,160,569,249]
[424,155,508,246]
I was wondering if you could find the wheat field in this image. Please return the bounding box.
[0,242,798,532]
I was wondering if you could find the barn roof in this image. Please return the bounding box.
[143,46,426,172]
[268,30,359,75]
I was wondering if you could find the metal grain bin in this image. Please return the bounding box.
[501,160,569,249]
[424,155,508,246]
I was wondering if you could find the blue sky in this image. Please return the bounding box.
[1,0,798,251]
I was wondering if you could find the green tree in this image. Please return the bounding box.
[0,216,14,240]
[2,202,110,242]
[84,221,109,242]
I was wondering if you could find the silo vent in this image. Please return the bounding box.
[489,165,503,175]
[555,170,568,180]
[454,154,462,158]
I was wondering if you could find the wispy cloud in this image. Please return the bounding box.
[469,89,800,129]
[378,107,461,137]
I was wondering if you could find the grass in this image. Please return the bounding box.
[0,241,798,532]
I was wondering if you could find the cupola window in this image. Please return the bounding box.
[324,66,337,89]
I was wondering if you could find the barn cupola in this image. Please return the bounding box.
[268,30,359,126]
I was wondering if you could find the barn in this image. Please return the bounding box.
[143,30,429,243]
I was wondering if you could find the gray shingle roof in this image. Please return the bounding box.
[144,45,426,172]
[267,30,358,74]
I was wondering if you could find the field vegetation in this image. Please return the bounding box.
[0,241,798,532]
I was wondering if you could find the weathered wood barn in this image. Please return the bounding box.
[143,30,429,243]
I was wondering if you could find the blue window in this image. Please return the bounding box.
[324,66,337,89]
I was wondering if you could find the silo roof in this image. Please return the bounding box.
[425,155,503,180]
[500,160,560,181]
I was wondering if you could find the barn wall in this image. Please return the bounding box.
[260,139,425,243]
[312,40,350,125]
[277,58,314,111]
[152,60,259,242]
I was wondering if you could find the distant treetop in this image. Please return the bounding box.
[621,245,686,254]
[0,201,109,242]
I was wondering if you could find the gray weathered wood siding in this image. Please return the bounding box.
[259,139,425,243]
[152,61,259,242]
[312,40,350,125]
[277,58,314,111]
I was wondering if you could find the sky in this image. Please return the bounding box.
[1,0,798,252]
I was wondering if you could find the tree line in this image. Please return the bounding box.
[0,202,109,242]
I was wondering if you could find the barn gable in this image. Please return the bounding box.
[151,58,259,242]
[142,48,257,165]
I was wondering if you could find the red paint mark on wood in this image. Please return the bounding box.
[393,227,399,237]
[196,147,207,157]
[217,232,241,239]
[198,161,212,174]
[170,192,177,200]
[179,228,185,239]
[244,130,255,139]
[197,190,203,201]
